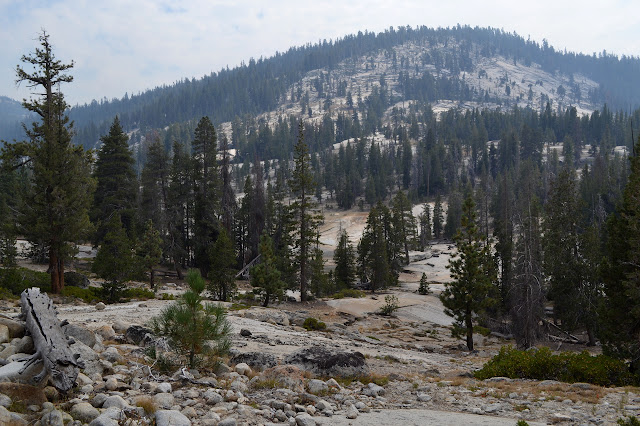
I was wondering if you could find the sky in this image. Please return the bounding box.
[1,0,639,106]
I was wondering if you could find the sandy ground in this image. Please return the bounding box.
[326,409,546,426]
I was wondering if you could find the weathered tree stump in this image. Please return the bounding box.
[18,288,84,392]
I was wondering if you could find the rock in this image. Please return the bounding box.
[157,382,172,393]
[154,392,175,409]
[244,308,290,326]
[40,409,64,426]
[92,393,109,408]
[345,404,359,419]
[483,402,503,413]
[204,389,223,405]
[105,377,118,391]
[155,409,191,426]
[240,329,252,337]
[71,402,100,423]
[112,320,130,334]
[550,413,573,423]
[0,382,46,406]
[285,347,369,378]
[363,382,385,397]
[0,359,45,384]
[417,393,432,402]
[216,363,232,374]
[64,271,90,288]
[96,302,106,311]
[0,317,25,338]
[234,362,252,376]
[307,379,328,394]
[101,347,123,363]
[125,325,154,346]
[229,351,277,370]
[0,325,9,344]
[484,376,512,383]
[539,380,562,386]
[0,405,27,425]
[102,395,130,409]
[326,378,341,389]
[89,406,126,426]
[230,380,248,393]
[95,325,116,340]
[218,418,237,426]
[570,382,593,390]
[181,406,197,418]
[295,412,316,426]
[14,336,34,354]
[70,340,103,377]
[0,394,10,408]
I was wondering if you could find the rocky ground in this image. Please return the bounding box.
[0,280,640,426]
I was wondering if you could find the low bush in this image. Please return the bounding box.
[379,294,399,316]
[0,267,50,295]
[61,286,100,303]
[475,346,637,387]
[123,287,155,300]
[618,417,640,426]
[303,317,326,331]
[331,288,365,299]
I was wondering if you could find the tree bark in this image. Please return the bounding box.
[465,307,474,351]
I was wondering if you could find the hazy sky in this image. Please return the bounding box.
[1,0,639,106]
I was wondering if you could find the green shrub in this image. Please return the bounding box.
[516,421,530,426]
[379,294,400,316]
[0,267,50,295]
[331,288,365,299]
[124,287,155,300]
[161,293,175,300]
[475,345,637,387]
[61,286,100,303]
[474,325,491,336]
[618,416,640,426]
[303,317,326,331]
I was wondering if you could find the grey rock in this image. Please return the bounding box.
[102,395,130,409]
[95,325,116,340]
[218,418,237,426]
[0,359,44,384]
[155,410,191,426]
[105,377,118,391]
[112,320,130,334]
[154,392,175,409]
[204,389,223,405]
[230,380,248,393]
[307,379,328,394]
[345,404,359,419]
[234,362,252,376]
[96,302,106,311]
[71,402,100,423]
[417,393,432,402]
[157,382,172,393]
[125,325,154,346]
[91,393,109,408]
[0,318,24,338]
[101,347,123,363]
[285,346,369,378]
[41,409,64,426]
[483,402,503,413]
[240,329,252,337]
[0,394,10,408]
[275,409,288,421]
[244,308,290,325]
[70,340,103,376]
[363,382,385,397]
[295,412,316,426]
[229,351,277,370]
[0,325,9,344]
[0,405,27,425]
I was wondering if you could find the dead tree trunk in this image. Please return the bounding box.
[18,288,84,392]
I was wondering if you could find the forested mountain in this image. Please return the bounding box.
[1,25,640,151]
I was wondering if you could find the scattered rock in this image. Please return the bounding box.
[218,418,237,426]
[101,347,123,363]
[157,382,172,393]
[417,393,432,402]
[0,382,47,406]
[154,392,175,409]
[71,402,100,423]
[71,340,103,377]
[0,317,25,338]
[240,329,252,337]
[95,325,116,340]
[95,302,106,311]
[346,404,359,419]
[229,351,277,370]
[0,325,9,344]
[550,413,573,423]
[125,325,154,346]
[0,405,27,425]
[155,409,191,426]
[261,365,307,392]
[40,409,64,426]
[112,320,130,334]
[102,395,130,409]
[307,379,328,394]
[234,362,252,376]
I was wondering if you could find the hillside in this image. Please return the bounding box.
[1,25,639,151]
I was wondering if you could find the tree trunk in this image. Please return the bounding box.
[263,293,270,308]
[19,288,84,392]
[465,308,474,351]
[49,249,64,294]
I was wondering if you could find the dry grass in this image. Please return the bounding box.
[134,396,157,415]
[252,378,280,390]
[484,381,609,404]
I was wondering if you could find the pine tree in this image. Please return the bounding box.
[289,122,322,302]
[137,220,163,290]
[391,191,418,264]
[91,116,137,244]
[207,228,237,302]
[250,233,285,307]
[358,203,393,292]
[433,195,444,239]
[600,137,640,364]
[192,116,220,275]
[333,229,357,289]
[165,141,192,278]
[310,247,329,297]
[140,138,170,242]
[440,194,497,351]
[2,31,95,293]
[418,273,431,295]
[93,214,135,302]
[418,203,432,249]
[149,269,231,368]
[444,190,463,239]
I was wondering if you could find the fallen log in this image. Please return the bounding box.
[18,288,84,392]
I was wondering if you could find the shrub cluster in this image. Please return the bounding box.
[331,288,365,299]
[303,317,326,331]
[475,346,637,387]
[0,267,50,296]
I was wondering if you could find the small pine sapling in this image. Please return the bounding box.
[418,273,431,295]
